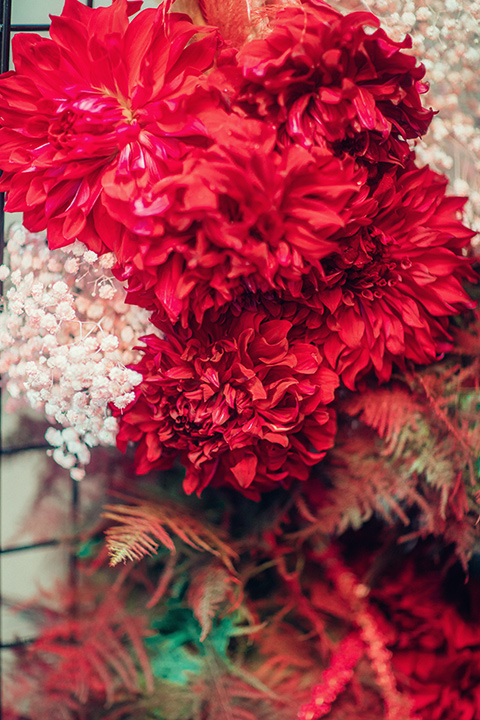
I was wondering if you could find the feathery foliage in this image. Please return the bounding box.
[103,495,237,572]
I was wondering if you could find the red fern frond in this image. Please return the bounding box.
[200,671,293,720]
[253,621,322,697]
[344,383,421,443]
[103,495,238,571]
[146,555,177,609]
[33,594,153,703]
[414,371,477,464]
[4,588,153,718]
[187,561,242,640]
[295,430,434,540]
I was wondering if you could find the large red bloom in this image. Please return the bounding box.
[372,559,480,720]
[0,0,219,251]
[122,153,475,389]
[113,122,369,324]
[236,1,433,168]
[299,162,476,388]
[113,310,339,497]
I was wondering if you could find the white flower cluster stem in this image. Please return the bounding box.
[0,225,150,480]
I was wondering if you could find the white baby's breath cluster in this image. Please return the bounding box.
[0,224,150,480]
[337,0,480,240]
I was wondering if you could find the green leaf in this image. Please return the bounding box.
[149,642,202,685]
[147,606,249,685]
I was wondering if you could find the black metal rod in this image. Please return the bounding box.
[0,0,11,263]
[0,636,35,649]
[0,444,51,455]
[0,539,61,555]
[0,1,87,714]
[10,24,50,32]
[0,0,10,714]
[69,478,80,610]
[1,0,11,74]
[0,7,49,717]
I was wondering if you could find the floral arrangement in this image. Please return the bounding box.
[1,1,479,719]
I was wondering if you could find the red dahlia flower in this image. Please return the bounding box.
[372,560,480,720]
[301,163,476,388]
[236,1,433,168]
[113,311,339,498]
[0,0,219,251]
[113,125,370,324]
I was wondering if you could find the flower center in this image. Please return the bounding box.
[48,91,138,156]
[331,231,402,300]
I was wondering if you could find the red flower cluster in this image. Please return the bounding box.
[372,560,480,720]
[236,1,433,168]
[305,163,476,387]
[114,311,338,496]
[115,123,369,324]
[0,0,475,494]
[0,0,219,251]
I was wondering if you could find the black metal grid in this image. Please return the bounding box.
[0,0,94,716]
